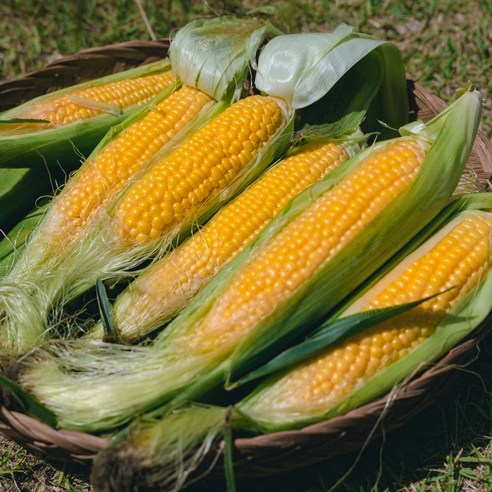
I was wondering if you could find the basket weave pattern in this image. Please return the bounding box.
[0,39,491,477]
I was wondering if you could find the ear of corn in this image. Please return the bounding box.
[17,89,482,432]
[0,60,175,170]
[90,195,492,491]
[238,197,492,430]
[88,136,358,342]
[7,71,176,128]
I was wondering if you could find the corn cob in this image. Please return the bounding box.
[8,72,176,128]
[89,139,353,341]
[240,207,492,429]
[90,194,492,492]
[0,18,279,356]
[18,89,482,432]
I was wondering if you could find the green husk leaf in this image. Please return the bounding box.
[362,41,409,138]
[295,50,383,138]
[0,202,49,276]
[0,165,57,235]
[0,375,56,427]
[233,293,443,387]
[170,17,281,103]
[96,279,115,337]
[256,24,407,128]
[255,24,354,105]
[64,95,122,116]
[0,118,50,124]
[224,407,237,492]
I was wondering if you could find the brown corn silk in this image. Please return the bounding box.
[163,138,429,359]
[40,85,212,249]
[242,211,492,421]
[110,95,285,249]
[110,141,350,341]
[14,72,176,126]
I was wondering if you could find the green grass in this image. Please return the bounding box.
[0,1,491,491]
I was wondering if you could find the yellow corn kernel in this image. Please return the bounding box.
[16,72,176,126]
[112,141,349,340]
[112,95,284,248]
[43,86,212,245]
[176,138,428,356]
[264,212,492,413]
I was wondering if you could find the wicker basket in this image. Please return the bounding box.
[0,39,491,481]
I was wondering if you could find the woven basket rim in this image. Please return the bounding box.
[0,39,491,480]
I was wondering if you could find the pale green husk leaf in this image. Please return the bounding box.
[255,23,407,124]
[169,17,281,103]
